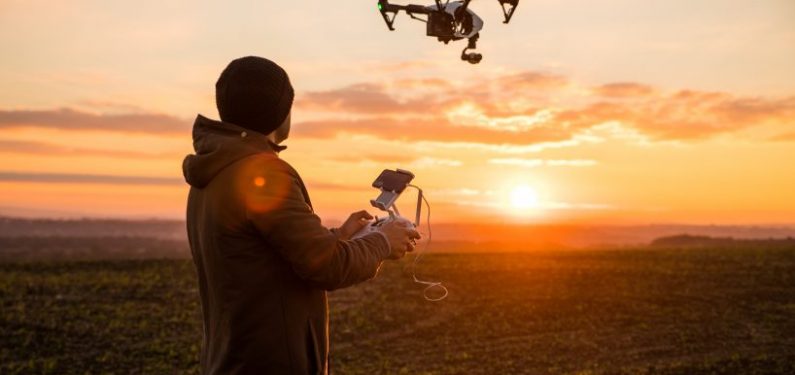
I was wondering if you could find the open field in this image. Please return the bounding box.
[1,247,794,374]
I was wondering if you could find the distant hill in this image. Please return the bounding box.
[429,223,795,248]
[0,236,189,261]
[3,216,795,244]
[650,234,795,249]
[0,216,185,240]
[2,216,795,260]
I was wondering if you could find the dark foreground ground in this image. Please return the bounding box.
[1,247,793,374]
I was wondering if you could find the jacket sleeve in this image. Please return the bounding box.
[244,159,391,291]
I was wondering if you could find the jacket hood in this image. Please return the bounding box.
[182,115,285,188]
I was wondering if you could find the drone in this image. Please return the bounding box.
[377,0,520,64]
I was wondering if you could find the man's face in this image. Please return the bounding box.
[273,111,291,144]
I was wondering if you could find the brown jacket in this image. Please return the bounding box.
[183,115,390,375]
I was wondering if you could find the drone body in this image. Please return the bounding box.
[377,0,520,64]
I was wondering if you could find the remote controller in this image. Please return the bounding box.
[351,168,447,300]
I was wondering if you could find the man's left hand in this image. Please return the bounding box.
[336,210,374,240]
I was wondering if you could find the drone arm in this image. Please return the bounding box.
[460,0,472,13]
[378,0,398,30]
[405,4,432,22]
[379,0,434,30]
[405,4,431,13]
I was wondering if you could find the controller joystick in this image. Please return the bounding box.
[351,214,416,240]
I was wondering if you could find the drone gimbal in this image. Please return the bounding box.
[377,0,519,64]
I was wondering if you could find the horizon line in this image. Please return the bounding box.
[1,214,794,229]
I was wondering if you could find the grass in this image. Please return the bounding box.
[1,247,793,374]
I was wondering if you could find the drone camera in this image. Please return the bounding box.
[460,33,482,64]
[461,52,482,64]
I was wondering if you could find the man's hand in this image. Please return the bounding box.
[336,210,374,240]
[380,220,422,260]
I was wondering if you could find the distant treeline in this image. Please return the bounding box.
[651,234,795,249]
[1,234,793,262]
[0,216,185,240]
[2,215,795,261]
[4,216,795,246]
[0,236,190,262]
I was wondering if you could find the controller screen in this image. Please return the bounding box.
[371,169,414,193]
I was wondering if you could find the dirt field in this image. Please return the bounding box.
[1,247,793,374]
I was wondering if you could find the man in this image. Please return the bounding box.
[182,56,420,375]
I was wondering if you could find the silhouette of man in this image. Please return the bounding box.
[182,56,420,375]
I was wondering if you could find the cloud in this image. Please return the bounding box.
[2,70,792,150]
[0,108,190,134]
[0,171,182,186]
[296,83,437,115]
[404,134,603,155]
[74,100,149,113]
[292,117,573,145]
[593,82,655,97]
[366,60,438,72]
[453,197,613,211]
[0,139,181,159]
[303,182,367,191]
[324,153,463,168]
[410,157,463,168]
[497,72,569,91]
[769,132,795,141]
[489,158,598,168]
[325,153,416,164]
[429,188,484,197]
[556,93,795,139]
[445,104,557,132]
[295,70,795,144]
[538,202,614,211]
[0,171,364,192]
[392,78,453,90]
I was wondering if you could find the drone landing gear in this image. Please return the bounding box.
[461,33,482,64]
[498,0,519,23]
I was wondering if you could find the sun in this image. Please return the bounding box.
[510,185,540,210]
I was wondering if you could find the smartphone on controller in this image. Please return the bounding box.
[370,169,415,211]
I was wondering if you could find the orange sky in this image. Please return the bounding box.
[0,1,794,225]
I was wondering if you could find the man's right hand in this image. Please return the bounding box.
[379,220,421,260]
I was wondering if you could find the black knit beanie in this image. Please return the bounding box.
[215,56,294,135]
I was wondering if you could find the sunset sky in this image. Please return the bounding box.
[0,0,794,225]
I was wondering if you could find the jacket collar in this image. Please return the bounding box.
[182,114,287,188]
[267,139,287,153]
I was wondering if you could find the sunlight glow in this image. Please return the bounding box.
[510,185,539,210]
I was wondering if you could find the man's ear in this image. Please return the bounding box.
[275,111,291,143]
